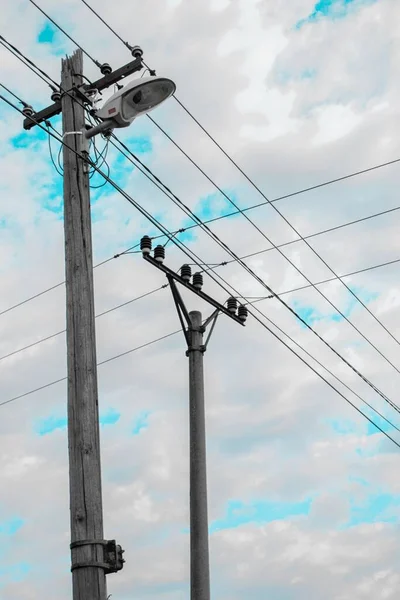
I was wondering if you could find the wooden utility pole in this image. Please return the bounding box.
[61,50,107,600]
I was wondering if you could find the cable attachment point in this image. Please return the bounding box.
[140,235,152,256]
[131,45,143,59]
[181,264,192,282]
[100,63,112,75]
[192,272,203,290]
[51,89,62,103]
[22,104,34,118]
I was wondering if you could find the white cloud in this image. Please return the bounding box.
[0,0,399,597]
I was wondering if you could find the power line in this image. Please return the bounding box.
[0,329,180,408]
[146,116,400,373]
[0,81,29,106]
[109,132,400,396]
[168,97,400,346]
[244,256,400,303]
[71,0,400,210]
[174,95,400,196]
[1,240,398,364]
[2,42,400,325]
[27,0,102,68]
[0,286,167,363]
[106,132,400,419]
[79,0,135,52]
[0,36,55,93]
[3,92,399,443]
[8,91,400,417]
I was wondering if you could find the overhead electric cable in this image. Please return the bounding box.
[110,132,400,384]
[3,92,399,435]
[147,116,400,363]
[0,330,181,407]
[0,286,167,363]
[2,40,400,328]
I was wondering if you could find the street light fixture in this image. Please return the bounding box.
[85,75,176,138]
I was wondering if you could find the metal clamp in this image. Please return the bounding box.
[70,539,125,575]
[185,345,206,357]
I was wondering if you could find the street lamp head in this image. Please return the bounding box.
[88,76,176,137]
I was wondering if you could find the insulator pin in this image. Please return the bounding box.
[181,264,192,282]
[100,63,112,75]
[22,105,34,118]
[131,45,143,59]
[238,305,248,323]
[154,245,165,263]
[51,89,62,102]
[140,235,152,256]
[192,272,203,290]
[227,297,238,314]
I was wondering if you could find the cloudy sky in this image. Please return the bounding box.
[1,0,400,597]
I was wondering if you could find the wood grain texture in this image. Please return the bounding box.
[61,50,107,600]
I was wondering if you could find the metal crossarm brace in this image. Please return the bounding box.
[167,275,191,347]
[203,310,219,351]
[143,255,244,326]
[23,57,143,130]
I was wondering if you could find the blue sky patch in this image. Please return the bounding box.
[36,408,120,435]
[291,285,378,328]
[125,135,153,154]
[327,418,360,435]
[346,493,400,528]
[178,188,241,237]
[210,497,312,533]
[365,412,394,437]
[0,518,24,535]
[132,410,151,435]
[195,190,240,223]
[99,408,121,426]
[35,415,68,436]
[296,0,377,28]
[38,23,57,44]
[10,127,47,149]
[0,562,31,584]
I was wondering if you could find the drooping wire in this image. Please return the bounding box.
[147,116,400,371]
[2,47,400,330]
[2,36,399,242]
[0,37,56,94]
[73,0,400,351]
[0,285,167,363]
[2,93,400,447]
[0,81,29,106]
[7,65,399,415]
[0,330,181,408]
[108,133,400,409]
[166,100,400,348]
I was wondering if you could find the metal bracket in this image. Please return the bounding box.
[143,254,244,326]
[203,310,219,352]
[168,275,191,347]
[70,539,125,575]
[23,57,143,130]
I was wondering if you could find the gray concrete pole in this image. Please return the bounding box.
[188,310,210,600]
[61,50,107,600]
